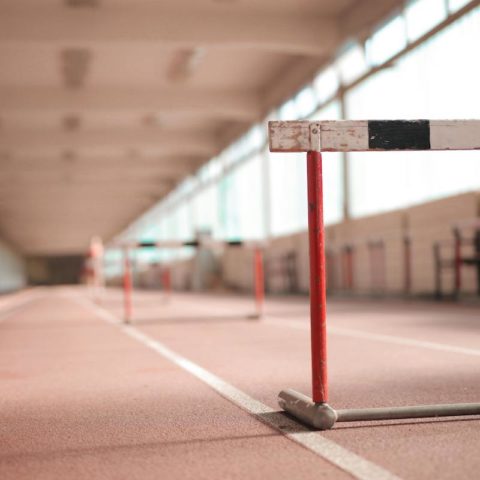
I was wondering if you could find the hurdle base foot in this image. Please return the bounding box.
[278,389,337,430]
[279,388,480,429]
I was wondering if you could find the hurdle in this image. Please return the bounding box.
[434,218,480,298]
[329,230,411,296]
[119,239,266,323]
[269,119,480,429]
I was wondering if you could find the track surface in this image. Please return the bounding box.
[1,287,479,479]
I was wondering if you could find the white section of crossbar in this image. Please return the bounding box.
[268,120,480,152]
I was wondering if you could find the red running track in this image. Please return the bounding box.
[1,287,479,479]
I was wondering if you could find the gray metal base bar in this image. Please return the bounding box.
[278,389,480,430]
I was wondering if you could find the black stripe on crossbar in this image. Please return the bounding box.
[368,120,430,150]
[138,241,157,248]
[183,240,199,248]
[227,240,243,247]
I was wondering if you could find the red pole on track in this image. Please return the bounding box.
[162,266,171,302]
[379,242,386,292]
[368,243,376,291]
[453,229,462,295]
[404,236,411,295]
[347,247,354,289]
[306,151,328,404]
[254,248,265,318]
[123,248,132,323]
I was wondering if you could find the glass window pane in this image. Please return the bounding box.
[448,0,472,12]
[313,66,339,103]
[278,99,298,120]
[366,15,407,65]
[295,86,318,118]
[405,0,447,41]
[347,8,480,217]
[336,43,368,85]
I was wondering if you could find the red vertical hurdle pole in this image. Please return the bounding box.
[306,151,328,404]
[453,228,462,296]
[123,247,132,323]
[404,236,411,295]
[368,243,376,291]
[379,241,386,292]
[162,266,171,302]
[347,247,354,289]
[253,247,265,318]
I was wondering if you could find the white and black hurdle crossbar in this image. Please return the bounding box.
[117,238,266,323]
[268,119,480,430]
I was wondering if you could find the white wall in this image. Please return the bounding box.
[0,239,26,293]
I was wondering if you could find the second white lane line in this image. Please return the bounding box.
[266,318,480,357]
[70,293,402,480]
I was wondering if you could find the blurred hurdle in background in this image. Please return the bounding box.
[434,217,480,298]
[327,231,412,297]
[269,119,480,429]
[117,238,265,324]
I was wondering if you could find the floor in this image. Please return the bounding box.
[1,286,479,479]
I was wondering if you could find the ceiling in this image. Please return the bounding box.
[0,0,403,256]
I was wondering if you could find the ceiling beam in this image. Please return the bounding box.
[0,153,205,164]
[0,154,206,168]
[0,87,261,121]
[0,190,164,200]
[0,128,219,155]
[0,186,169,201]
[0,171,176,182]
[0,6,338,56]
[340,0,404,40]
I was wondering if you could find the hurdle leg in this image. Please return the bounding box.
[123,248,133,323]
[306,151,328,403]
[277,151,337,430]
[368,243,376,294]
[347,247,354,290]
[453,228,462,298]
[374,241,387,295]
[404,236,412,295]
[162,266,171,303]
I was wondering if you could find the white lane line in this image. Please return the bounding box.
[266,318,480,357]
[0,289,45,323]
[69,293,401,480]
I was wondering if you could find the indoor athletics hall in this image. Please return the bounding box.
[0,1,479,479]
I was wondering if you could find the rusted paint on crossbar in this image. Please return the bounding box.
[269,120,480,152]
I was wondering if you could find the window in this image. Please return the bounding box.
[191,183,221,238]
[447,0,471,13]
[336,43,368,85]
[313,66,339,104]
[295,86,318,118]
[278,99,298,120]
[366,15,407,66]
[347,8,480,217]
[218,153,264,239]
[405,0,447,41]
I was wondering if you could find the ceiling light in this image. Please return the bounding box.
[61,48,92,89]
[65,0,99,7]
[167,48,206,82]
